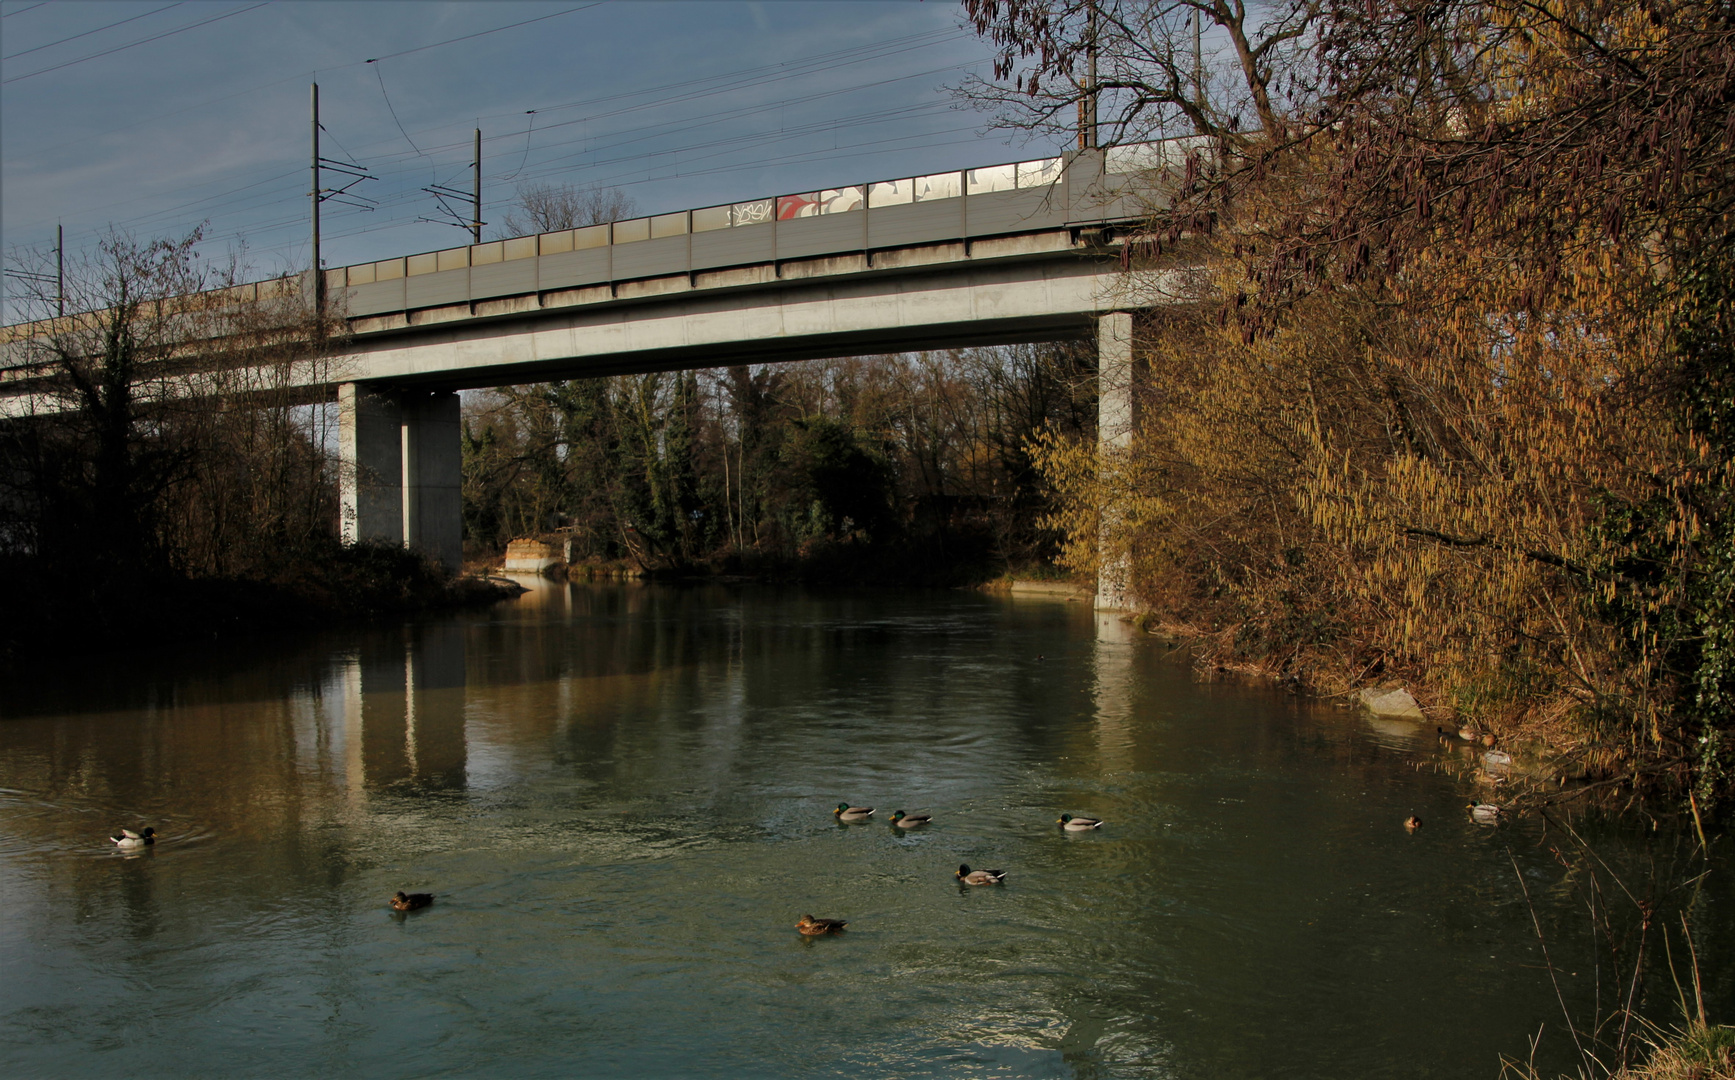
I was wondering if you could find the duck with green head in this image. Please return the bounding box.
[1466,803,1505,824]
[890,810,931,828]
[833,803,875,822]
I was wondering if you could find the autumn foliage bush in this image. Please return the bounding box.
[1021,0,1735,809]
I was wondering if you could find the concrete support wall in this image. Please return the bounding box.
[339,382,462,572]
[1095,311,1136,611]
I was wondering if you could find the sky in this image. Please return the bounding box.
[0,1,1059,310]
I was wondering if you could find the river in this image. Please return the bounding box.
[0,583,1724,1078]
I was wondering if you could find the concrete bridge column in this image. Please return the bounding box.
[338,383,462,572]
[1095,311,1136,611]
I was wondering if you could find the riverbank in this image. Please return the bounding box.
[5,582,1714,1078]
[472,532,1031,590]
[1614,1024,1735,1079]
[0,539,519,659]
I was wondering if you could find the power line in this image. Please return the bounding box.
[200,121,1013,254]
[1,1,271,85]
[493,61,984,180]
[337,51,987,181]
[493,26,966,123]
[7,18,957,167]
[1,2,52,19]
[2,2,181,61]
[372,63,424,157]
[6,12,1001,269]
[362,2,604,64]
[14,43,984,240]
[500,113,535,181]
[11,70,313,159]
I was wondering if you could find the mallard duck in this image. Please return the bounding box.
[1058,814,1104,830]
[796,914,848,935]
[110,827,155,849]
[957,864,1006,885]
[390,890,434,912]
[890,810,931,828]
[833,803,875,821]
[1466,803,1505,824]
[1404,815,1423,831]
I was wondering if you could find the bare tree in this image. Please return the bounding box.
[961,0,1323,146]
[499,182,637,237]
[0,227,343,576]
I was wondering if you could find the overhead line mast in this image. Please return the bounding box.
[420,128,485,240]
[312,82,321,319]
[310,82,377,324]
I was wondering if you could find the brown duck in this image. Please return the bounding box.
[796,914,848,935]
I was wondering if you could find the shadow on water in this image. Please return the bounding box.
[0,582,1727,1079]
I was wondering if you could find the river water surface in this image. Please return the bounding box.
[1,584,1725,1078]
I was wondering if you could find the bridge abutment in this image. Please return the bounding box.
[1095,311,1137,612]
[338,383,462,572]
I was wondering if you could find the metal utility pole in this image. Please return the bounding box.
[420,133,484,239]
[3,224,64,315]
[1084,0,1099,149]
[1191,7,1203,104]
[307,85,376,325]
[311,82,323,319]
[472,129,482,244]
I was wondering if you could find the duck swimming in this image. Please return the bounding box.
[110,827,155,849]
[1404,815,1423,831]
[390,891,434,912]
[1058,814,1104,830]
[890,811,931,828]
[796,914,848,935]
[833,804,875,821]
[1466,803,1505,824]
[957,864,1007,885]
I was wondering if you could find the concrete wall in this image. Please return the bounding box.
[1095,311,1137,611]
[339,382,462,572]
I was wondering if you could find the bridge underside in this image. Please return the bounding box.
[331,240,1131,391]
[334,243,1153,579]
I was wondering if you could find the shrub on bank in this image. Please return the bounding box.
[0,538,512,658]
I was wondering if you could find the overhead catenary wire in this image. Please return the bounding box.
[5,11,1014,277]
[1,2,181,61]
[498,113,536,182]
[190,119,1008,256]
[71,87,972,252]
[372,63,424,157]
[16,47,988,245]
[1,1,271,84]
[10,25,970,238]
[26,89,996,262]
[4,2,609,158]
[361,3,603,65]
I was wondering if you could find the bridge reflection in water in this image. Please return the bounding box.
[337,621,469,797]
[0,586,1706,1079]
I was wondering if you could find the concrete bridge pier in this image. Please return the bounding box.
[338,382,462,572]
[1095,310,1137,611]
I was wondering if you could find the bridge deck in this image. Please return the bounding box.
[332,145,1172,328]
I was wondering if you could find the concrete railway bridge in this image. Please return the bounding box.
[2,141,1198,607]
